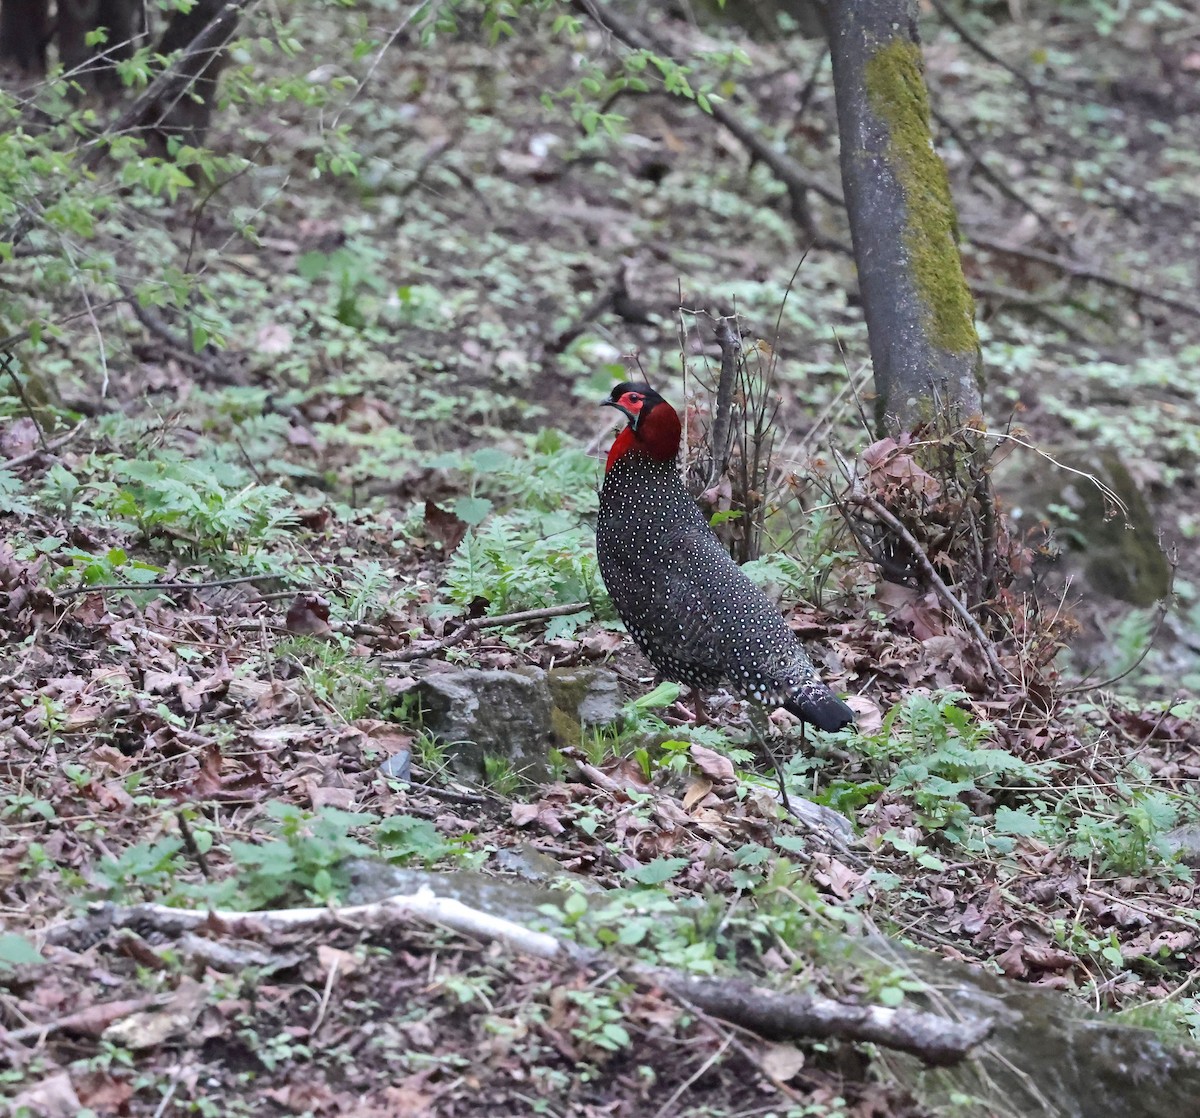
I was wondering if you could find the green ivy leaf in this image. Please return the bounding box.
[454,496,493,525]
[626,857,689,885]
[0,933,44,969]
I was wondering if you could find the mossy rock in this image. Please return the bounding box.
[994,444,1169,606]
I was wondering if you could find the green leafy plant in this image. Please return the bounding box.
[0,933,44,971]
[221,804,375,908]
[275,635,386,722]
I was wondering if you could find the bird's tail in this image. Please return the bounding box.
[786,686,855,733]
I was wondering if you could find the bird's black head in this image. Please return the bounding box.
[602,382,664,432]
[601,382,680,472]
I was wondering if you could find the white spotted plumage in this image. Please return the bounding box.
[596,384,853,733]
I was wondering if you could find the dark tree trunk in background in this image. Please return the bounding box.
[1,0,239,151]
[57,0,139,90]
[142,0,242,152]
[826,0,984,436]
[0,0,49,72]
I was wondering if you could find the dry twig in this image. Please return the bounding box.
[850,491,1008,682]
[388,602,589,663]
[59,573,285,598]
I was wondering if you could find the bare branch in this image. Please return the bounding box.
[59,573,285,598]
[705,317,742,490]
[387,602,591,663]
[968,236,1200,320]
[39,893,992,1066]
[572,0,843,236]
[850,491,1008,682]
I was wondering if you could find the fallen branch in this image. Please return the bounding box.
[121,285,237,384]
[0,994,168,1044]
[2,424,86,470]
[38,890,992,1066]
[931,106,1061,245]
[653,971,992,1068]
[41,892,567,961]
[849,491,1007,682]
[388,602,589,663]
[926,0,1041,101]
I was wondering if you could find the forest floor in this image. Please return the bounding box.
[1,3,1199,1116]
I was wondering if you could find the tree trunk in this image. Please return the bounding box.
[0,0,49,72]
[143,0,243,153]
[826,0,983,436]
[56,0,140,92]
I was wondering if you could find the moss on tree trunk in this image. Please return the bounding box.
[827,0,984,435]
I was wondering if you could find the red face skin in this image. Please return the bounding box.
[604,388,682,473]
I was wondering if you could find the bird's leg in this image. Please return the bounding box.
[750,709,853,849]
[667,688,708,725]
[748,706,790,810]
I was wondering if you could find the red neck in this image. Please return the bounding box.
[605,400,682,473]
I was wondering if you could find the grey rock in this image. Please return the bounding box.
[1163,824,1200,868]
[547,666,622,732]
[378,750,412,782]
[415,667,554,783]
[343,858,565,927]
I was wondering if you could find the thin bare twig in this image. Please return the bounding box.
[388,602,590,663]
[652,1034,734,1118]
[0,299,126,355]
[59,573,285,598]
[1059,553,1176,696]
[968,235,1200,320]
[851,492,1008,681]
[0,351,49,452]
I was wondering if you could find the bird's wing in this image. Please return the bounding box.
[656,523,734,675]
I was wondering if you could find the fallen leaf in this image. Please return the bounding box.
[10,1073,82,1118]
[690,744,735,783]
[255,322,293,354]
[682,777,714,813]
[286,593,332,635]
[757,1040,806,1082]
[75,1071,135,1115]
[423,501,468,552]
[316,944,362,979]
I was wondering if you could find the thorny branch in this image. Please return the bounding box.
[850,491,1008,682]
[706,317,742,491]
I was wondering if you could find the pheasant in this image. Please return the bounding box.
[596,381,853,734]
